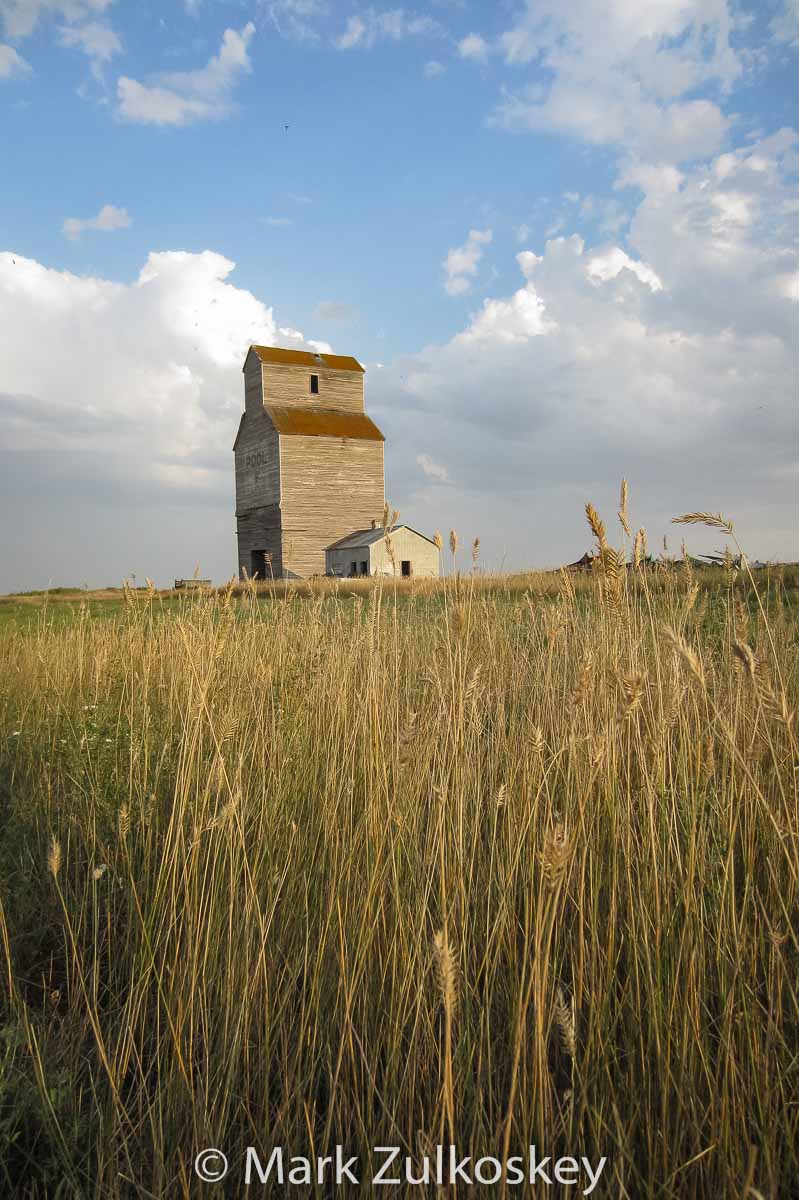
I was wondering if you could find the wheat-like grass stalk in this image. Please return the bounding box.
[618,478,632,538]
[48,837,62,878]
[619,670,647,719]
[570,657,593,707]
[672,511,734,534]
[433,929,458,1014]
[541,822,572,889]
[554,985,576,1059]
[585,502,608,552]
[662,626,705,688]
[732,640,757,682]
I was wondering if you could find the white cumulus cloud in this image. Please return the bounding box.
[62,203,131,240]
[0,247,334,588]
[490,0,741,164]
[116,22,255,126]
[443,228,492,296]
[370,129,799,568]
[586,246,662,291]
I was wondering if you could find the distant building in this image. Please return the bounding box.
[234,345,385,579]
[326,523,440,578]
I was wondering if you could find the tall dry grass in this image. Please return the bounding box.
[0,503,797,1197]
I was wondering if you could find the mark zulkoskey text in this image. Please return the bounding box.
[195,1145,608,1191]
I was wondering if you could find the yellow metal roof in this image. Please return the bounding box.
[265,405,385,441]
[249,345,365,373]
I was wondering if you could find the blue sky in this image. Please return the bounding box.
[1,0,798,588]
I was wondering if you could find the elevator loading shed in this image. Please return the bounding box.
[325,524,440,578]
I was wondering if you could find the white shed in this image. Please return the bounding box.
[325,523,440,578]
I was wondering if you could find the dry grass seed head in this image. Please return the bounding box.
[618,478,632,538]
[118,806,130,840]
[465,663,482,699]
[701,735,716,785]
[554,985,577,1058]
[48,837,62,878]
[585,502,608,552]
[732,640,757,682]
[570,653,594,707]
[619,670,647,719]
[672,511,734,534]
[662,626,705,688]
[559,567,576,602]
[541,822,573,889]
[432,929,459,1016]
[683,582,699,616]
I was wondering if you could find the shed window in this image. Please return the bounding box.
[310,374,319,395]
[350,561,358,577]
[360,561,368,575]
[401,560,412,577]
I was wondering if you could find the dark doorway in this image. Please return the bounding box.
[251,550,266,580]
[401,560,412,577]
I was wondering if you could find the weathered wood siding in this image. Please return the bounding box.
[370,528,440,578]
[279,436,384,577]
[236,505,283,579]
[262,363,364,413]
[234,409,280,512]
[235,386,282,578]
[243,351,266,416]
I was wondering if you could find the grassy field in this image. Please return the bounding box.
[0,510,797,1197]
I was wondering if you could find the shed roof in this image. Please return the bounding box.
[265,405,384,441]
[326,524,439,551]
[248,345,365,373]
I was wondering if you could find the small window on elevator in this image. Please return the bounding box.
[310,374,319,395]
